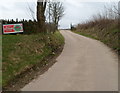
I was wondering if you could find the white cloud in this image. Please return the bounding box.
[0,0,119,29]
[1,0,37,3]
[65,0,119,2]
[0,1,36,20]
[59,1,107,28]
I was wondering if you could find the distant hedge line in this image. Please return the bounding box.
[2,19,37,34]
[74,18,119,54]
[2,19,56,34]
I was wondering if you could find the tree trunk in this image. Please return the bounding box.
[37,1,47,33]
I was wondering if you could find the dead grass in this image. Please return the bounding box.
[74,18,119,54]
[2,31,64,87]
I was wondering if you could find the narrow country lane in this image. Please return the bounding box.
[22,30,118,91]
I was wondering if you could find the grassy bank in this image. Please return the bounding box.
[2,31,64,87]
[73,19,119,54]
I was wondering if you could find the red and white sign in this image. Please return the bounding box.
[3,23,23,34]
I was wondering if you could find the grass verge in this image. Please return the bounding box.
[72,30,98,40]
[72,29,119,54]
[2,31,64,89]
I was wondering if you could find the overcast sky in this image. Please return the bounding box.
[0,0,119,29]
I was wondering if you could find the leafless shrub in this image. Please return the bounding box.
[76,2,119,52]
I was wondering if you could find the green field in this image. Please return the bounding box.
[2,31,64,86]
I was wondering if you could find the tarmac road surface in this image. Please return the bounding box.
[22,30,118,91]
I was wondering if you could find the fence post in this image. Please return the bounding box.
[0,20,2,92]
[0,20,2,34]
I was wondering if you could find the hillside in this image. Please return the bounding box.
[73,18,119,55]
[2,31,64,90]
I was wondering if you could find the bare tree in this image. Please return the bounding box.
[49,1,64,32]
[103,3,119,19]
[37,0,47,33]
[25,0,36,21]
[27,2,35,20]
